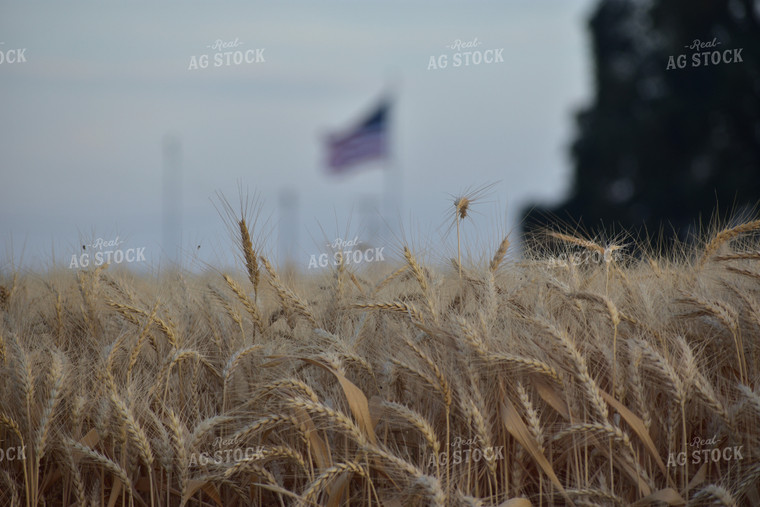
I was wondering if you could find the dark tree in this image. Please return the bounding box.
[522,0,760,246]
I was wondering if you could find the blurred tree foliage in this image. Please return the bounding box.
[522,0,760,248]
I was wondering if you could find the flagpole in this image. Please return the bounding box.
[384,144,393,223]
[383,82,399,226]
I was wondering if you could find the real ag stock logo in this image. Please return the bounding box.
[666,434,744,468]
[426,436,504,468]
[0,42,28,65]
[427,37,504,70]
[188,37,265,71]
[0,445,26,463]
[308,236,385,270]
[189,436,264,467]
[69,236,147,269]
[666,37,743,70]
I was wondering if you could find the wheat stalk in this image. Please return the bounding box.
[372,266,408,295]
[208,286,244,339]
[223,445,308,477]
[391,359,449,405]
[734,462,760,497]
[693,484,737,506]
[66,439,134,503]
[553,422,634,454]
[34,352,65,464]
[231,414,304,447]
[699,220,760,267]
[399,334,452,493]
[448,183,497,279]
[106,299,178,349]
[403,246,438,322]
[489,236,510,273]
[516,382,544,453]
[382,400,441,456]
[488,353,564,386]
[264,378,320,403]
[109,390,154,507]
[353,301,426,327]
[679,293,745,384]
[534,317,608,421]
[239,218,261,296]
[223,274,264,335]
[566,488,625,506]
[628,347,652,431]
[400,336,452,408]
[166,408,188,499]
[301,461,367,505]
[222,345,263,408]
[61,443,87,506]
[548,231,605,255]
[261,256,318,328]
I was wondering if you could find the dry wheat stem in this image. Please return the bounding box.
[700,220,760,267]
[67,439,135,504]
[371,265,408,295]
[353,301,426,327]
[301,461,367,505]
[223,275,264,335]
[693,484,737,506]
[261,256,318,328]
[382,400,441,456]
[535,317,608,422]
[239,218,261,297]
[403,246,437,321]
[549,232,605,255]
[490,236,510,273]
[264,378,320,403]
[488,352,564,386]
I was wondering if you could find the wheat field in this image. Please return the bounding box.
[1,208,759,506]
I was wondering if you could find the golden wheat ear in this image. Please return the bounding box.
[212,186,270,297]
[442,182,498,276]
[699,219,760,267]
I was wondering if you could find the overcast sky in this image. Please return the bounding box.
[0,0,596,272]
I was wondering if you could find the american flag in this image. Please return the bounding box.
[325,99,390,174]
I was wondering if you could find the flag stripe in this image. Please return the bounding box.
[328,130,386,170]
[325,99,390,174]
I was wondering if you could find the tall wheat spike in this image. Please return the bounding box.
[699,219,760,267]
[449,183,496,277]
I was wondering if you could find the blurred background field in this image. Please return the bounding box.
[2,0,757,272]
